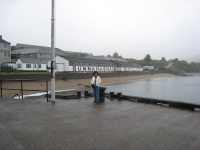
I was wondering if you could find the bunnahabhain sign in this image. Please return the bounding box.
[69,66,143,72]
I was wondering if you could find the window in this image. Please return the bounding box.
[4,44,6,49]
[26,64,31,68]
[34,64,37,68]
[40,54,43,56]
[4,52,7,56]
[17,64,21,68]
[38,64,41,68]
[28,54,30,57]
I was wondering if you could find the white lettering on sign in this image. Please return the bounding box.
[69,66,116,72]
[69,66,143,72]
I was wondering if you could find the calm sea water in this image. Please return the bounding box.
[103,76,200,104]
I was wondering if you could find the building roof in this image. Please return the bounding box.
[15,43,67,56]
[0,36,11,44]
[16,43,93,56]
[60,56,116,65]
[18,58,50,64]
[12,47,67,56]
[84,55,111,61]
[83,55,142,67]
[60,56,142,67]
[111,60,143,67]
[106,56,127,62]
[85,55,127,62]
[16,43,59,49]
[1,62,15,64]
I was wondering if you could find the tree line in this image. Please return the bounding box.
[111,52,200,73]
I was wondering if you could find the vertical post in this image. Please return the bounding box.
[51,0,55,102]
[0,79,2,98]
[46,81,48,102]
[21,80,23,100]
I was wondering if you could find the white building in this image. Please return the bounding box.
[0,35,11,65]
[12,43,67,61]
[10,43,144,72]
[48,55,143,72]
[143,66,154,70]
[16,58,49,71]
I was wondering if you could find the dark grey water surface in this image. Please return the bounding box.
[103,76,200,104]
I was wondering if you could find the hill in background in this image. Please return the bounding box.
[182,54,200,63]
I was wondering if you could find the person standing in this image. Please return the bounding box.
[91,71,101,102]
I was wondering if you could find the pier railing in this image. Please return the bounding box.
[0,79,49,101]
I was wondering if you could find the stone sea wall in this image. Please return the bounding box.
[0,72,151,81]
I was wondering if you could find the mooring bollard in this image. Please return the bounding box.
[99,87,106,102]
[77,91,81,98]
[117,92,122,100]
[110,92,114,100]
[84,90,89,97]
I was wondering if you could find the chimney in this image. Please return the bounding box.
[0,35,2,39]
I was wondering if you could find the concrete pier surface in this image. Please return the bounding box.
[0,98,200,150]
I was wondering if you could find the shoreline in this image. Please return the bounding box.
[102,75,176,85]
[1,73,175,98]
[184,73,200,76]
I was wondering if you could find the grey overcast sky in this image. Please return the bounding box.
[0,0,200,60]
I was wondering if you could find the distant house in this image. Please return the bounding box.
[111,60,143,71]
[0,35,11,65]
[143,66,154,70]
[12,43,68,60]
[16,58,49,71]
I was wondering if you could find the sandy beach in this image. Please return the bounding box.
[1,73,175,98]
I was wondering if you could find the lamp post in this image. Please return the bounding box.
[51,0,55,102]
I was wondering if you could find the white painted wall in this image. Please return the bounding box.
[69,66,143,72]
[47,56,144,72]
[56,63,65,72]
[7,63,16,69]
[55,56,69,71]
[48,56,69,72]
[16,59,46,71]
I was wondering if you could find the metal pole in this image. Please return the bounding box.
[21,80,23,100]
[46,81,48,102]
[51,0,55,102]
[0,79,2,98]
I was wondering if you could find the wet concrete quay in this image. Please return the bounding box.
[0,97,200,150]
